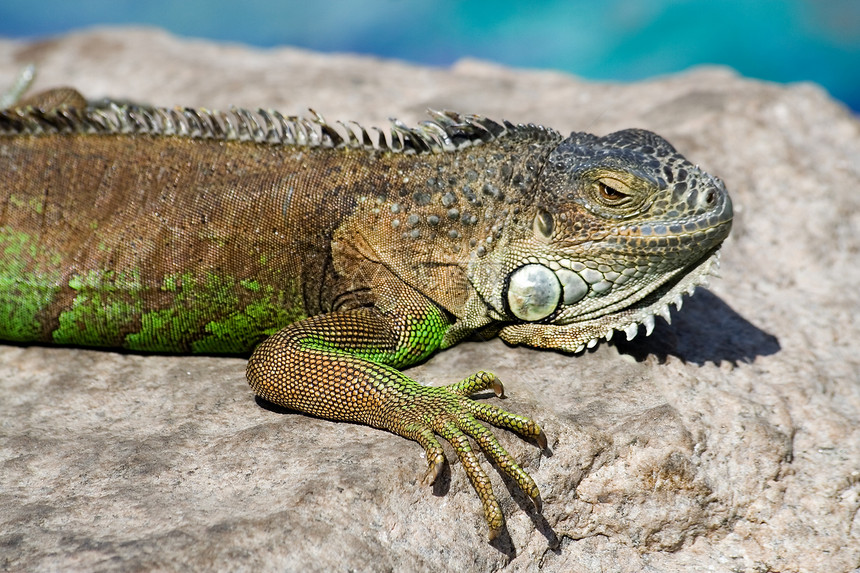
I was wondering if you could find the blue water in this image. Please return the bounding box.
[1,0,858,111]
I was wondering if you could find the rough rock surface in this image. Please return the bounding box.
[1,28,859,572]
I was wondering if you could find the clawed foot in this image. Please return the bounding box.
[403,371,546,540]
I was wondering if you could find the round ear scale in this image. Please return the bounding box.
[505,264,562,321]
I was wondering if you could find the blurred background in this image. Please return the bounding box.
[1,0,858,112]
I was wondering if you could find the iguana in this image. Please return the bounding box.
[0,71,732,540]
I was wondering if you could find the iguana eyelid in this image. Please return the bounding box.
[589,174,650,213]
[597,176,630,195]
[595,180,628,205]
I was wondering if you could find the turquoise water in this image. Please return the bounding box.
[1,0,858,111]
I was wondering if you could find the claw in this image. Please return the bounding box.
[408,373,548,538]
[492,377,505,398]
[532,492,543,513]
[422,455,445,486]
[535,428,548,450]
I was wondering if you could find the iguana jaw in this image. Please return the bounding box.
[497,244,725,353]
[596,245,724,345]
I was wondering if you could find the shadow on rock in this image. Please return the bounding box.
[612,289,780,365]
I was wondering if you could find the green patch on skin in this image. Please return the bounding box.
[367,307,449,368]
[29,197,44,214]
[53,295,140,347]
[125,305,192,353]
[303,305,449,369]
[0,230,303,353]
[52,270,144,347]
[0,229,62,341]
[125,272,305,354]
[5,194,44,214]
[7,194,25,210]
[190,276,306,354]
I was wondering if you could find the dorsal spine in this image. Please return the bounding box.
[0,101,560,155]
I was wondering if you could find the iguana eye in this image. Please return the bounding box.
[596,178,630,204]
[533,208,554,241]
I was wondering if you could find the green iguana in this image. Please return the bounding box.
[0,71,732,540]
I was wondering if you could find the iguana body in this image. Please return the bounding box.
[0,81,732,538]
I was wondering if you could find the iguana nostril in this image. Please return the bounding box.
[705,189,717,206]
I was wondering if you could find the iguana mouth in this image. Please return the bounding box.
[507,180,733,331]
[598,244,724,343]
[497,240,728,354]
[547,246,725,353]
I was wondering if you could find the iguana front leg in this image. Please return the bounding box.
[246,303,546,539]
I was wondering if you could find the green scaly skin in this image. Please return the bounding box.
[0,75,732,539]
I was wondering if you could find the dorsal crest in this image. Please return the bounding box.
[0,100,559,155]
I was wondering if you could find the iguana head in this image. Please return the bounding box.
[487,127,733,352]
